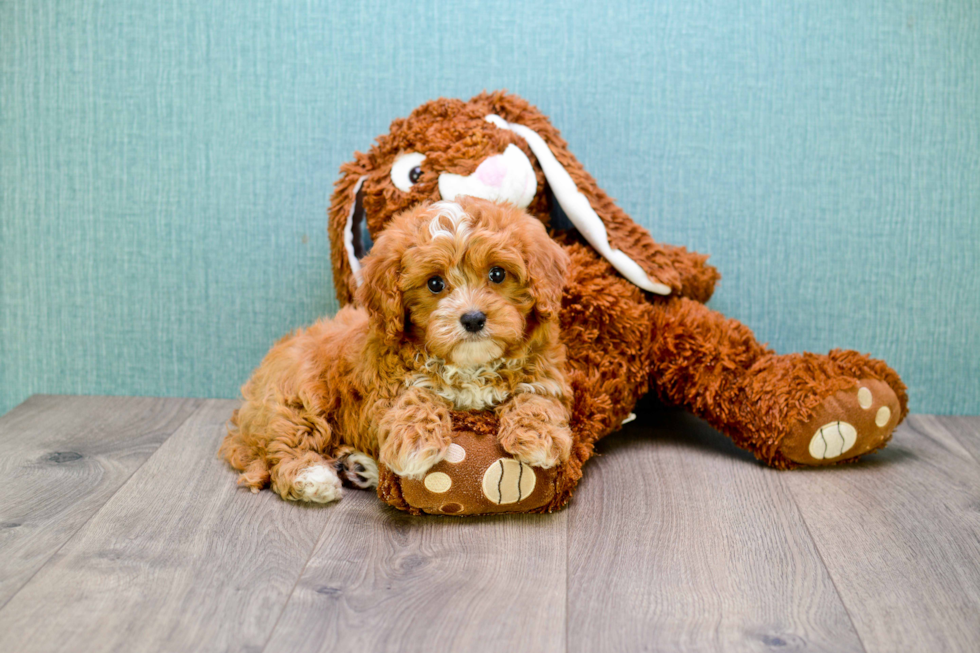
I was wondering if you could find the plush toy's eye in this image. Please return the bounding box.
[488,267,506,284]
[391,152,426,192]
[427,276,445,293]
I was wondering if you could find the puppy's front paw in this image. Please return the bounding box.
[499,422,572,469]
[290,464,344,503]
[380,422,451,480]
[379,389,453,480]
[498,394,572,469]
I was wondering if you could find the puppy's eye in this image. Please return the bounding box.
[427,276,445,293]
[390,152,426,192]
[488,267,506,284]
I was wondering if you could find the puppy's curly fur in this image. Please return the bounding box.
[219,197,571,502]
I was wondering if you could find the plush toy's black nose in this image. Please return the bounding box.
[460,311,486,333]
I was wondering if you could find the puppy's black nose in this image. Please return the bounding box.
[460,311,486,333]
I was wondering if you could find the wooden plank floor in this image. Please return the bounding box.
[0,396,977,653]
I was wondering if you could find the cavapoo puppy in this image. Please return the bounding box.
[220,196,572,503]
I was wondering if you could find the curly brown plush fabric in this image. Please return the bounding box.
[329,92,908,515]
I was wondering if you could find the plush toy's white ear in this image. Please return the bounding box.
[485,114,670,295]
[343,175,368,286]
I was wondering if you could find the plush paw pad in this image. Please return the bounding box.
[482,458,536,505]
[423,472,453,493]
[292,465,343,503]
[808,421,858,460]
[781,379,901,465]
[875,406,892,427]
[443,443,466,463]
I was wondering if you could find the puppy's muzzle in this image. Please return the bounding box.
[460,311,486,333]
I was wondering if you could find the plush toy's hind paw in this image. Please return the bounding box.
[780,379,901,465]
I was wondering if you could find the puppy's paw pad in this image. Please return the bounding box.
[337,451,379,489]
[293,465,343,503]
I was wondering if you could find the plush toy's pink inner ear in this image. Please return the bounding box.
[484,115,671,296]
[343,176,369,286]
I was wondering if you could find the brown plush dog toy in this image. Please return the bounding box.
[322,91,908,516]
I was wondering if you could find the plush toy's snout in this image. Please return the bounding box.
[438,143,537,208]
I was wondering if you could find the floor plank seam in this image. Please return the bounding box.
[258,511,334,653]
[785,478,869,653]
[0,398,205,615]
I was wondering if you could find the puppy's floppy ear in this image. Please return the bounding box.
[519,216,570,323]
[355,220,407,347]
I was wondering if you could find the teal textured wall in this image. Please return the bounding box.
[2,1,978,416]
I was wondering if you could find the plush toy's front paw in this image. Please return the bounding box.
[379,422,451,480]
[498,394,572,468]
[780,379,902,465]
